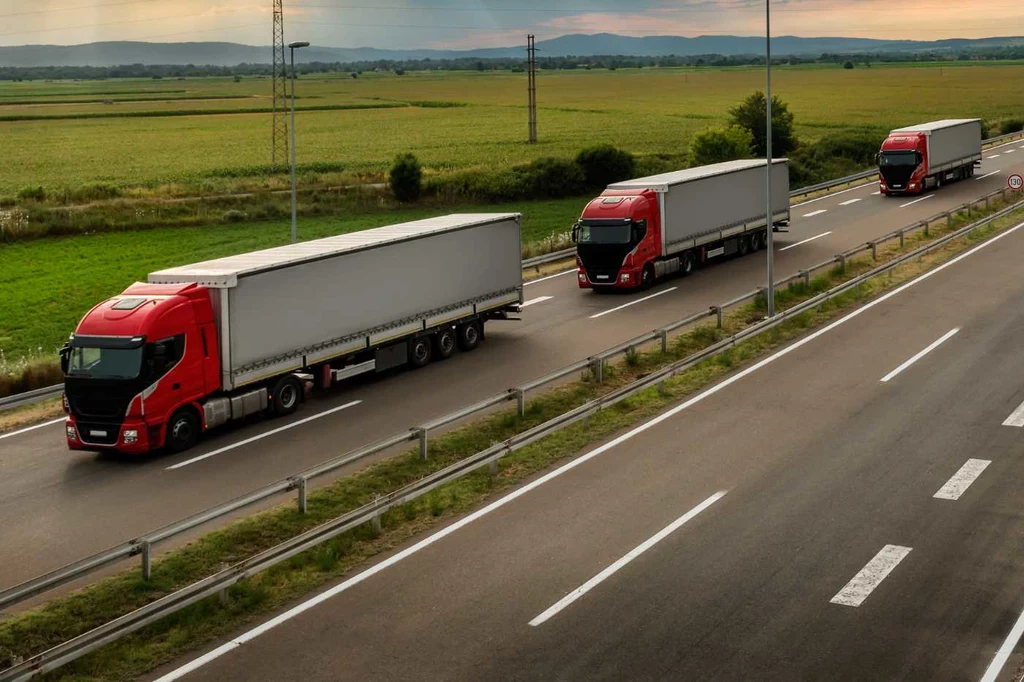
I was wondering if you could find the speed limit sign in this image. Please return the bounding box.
[1009,174,1024,191]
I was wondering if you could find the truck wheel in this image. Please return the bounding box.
[641,264,655,290]
[457,321,482,351]
[738,236,751,256]
[166,409,199,454]
[435,328,456,359]
[681,251,697,276]
[410,337,433,368]
[750,231,763,251]
[270,375,302,416]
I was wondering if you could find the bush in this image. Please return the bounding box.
[1000,119,1024,135]
[17,186,45,202]
[221,210,248,223]
[576,144,635,188]
[729,91,797,157]
[787,131,883,188]
[389,152,423,202]
[688,126,754,166]
[71,182,122,202]
[515,157,586,199]
[843,61,854,70]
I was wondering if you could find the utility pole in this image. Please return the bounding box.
[271,0,288,168]
[289,41,309,244]
[527,34,537,144]
[764,0,775,317]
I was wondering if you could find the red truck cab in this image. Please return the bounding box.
[878,133,927,195]
[574,191,660,290]
[62,282,218,454]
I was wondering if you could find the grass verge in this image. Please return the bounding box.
[2,199,1021,681]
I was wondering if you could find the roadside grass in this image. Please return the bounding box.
[0,398,63,435]
[3,198,1021,681]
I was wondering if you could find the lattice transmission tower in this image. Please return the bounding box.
[527,34,537,144]
[271,0,289,167]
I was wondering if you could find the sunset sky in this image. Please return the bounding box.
[1,0,1020,50]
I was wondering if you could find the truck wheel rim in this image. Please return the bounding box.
[415,342,430,362]
[280,384,297,409]
[464,327,478,345]
[173,419,193,443]
[441,333,455,354]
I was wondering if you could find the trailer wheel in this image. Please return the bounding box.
[166,409,199,454]
[435,328,456,359]
[681,251,697,276]
[410,337,433,368]
[750,231,763,251]
[738,235,751,256]
[270,375,302,416]
[457,321,482,351]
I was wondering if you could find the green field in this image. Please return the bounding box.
[0,198,580,362]
[3,63,1024,194]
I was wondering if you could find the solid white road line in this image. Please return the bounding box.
[520,296,553,308]
[779,231,833,252]
[830,545,912,608]
[900,195,935,208]
[590,287,677,319]
[934,459,991,501]
[157,218,1024,682]
[839,198,863,206]
[1006,150,1016,154]
[0,417,65,441]
[524,269,575,287]
[977,170,1002,181]
[528,491,727,627]
[980,603,1024,682]
[879,328,960,383]
[791,182,873,209]
[165,401,362,470]
[1002,398,1024,427]
[803,209,828,218]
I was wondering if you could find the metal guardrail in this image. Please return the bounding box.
[6,132,1023,414]
[0,184,1014,615]
[5,191,1022,682]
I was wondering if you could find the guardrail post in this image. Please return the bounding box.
[657,380,667,396]
[711,305,723,328]
[947,212,953,229]
[967,201,973,217]
[141,540,152,582]
[869,241,877,261]
[515,388,526,418]
[922,220,929,238]
[837,254,846,270]
[591,358,603,384]
[986,195,991,210]
[658,329,668,354]
[417,428,428,460]
[799,270,810,287]
[899,229,905,249]
[489,459,499,477]
[371,495,382,535]
[296,476,308,514]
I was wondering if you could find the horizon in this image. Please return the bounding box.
[1,1,1020,51]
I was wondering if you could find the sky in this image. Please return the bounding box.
[1,0,1021,50]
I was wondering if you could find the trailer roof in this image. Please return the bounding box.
[148,213,520,288]
[890,119,981,134]
[607,158,787,192]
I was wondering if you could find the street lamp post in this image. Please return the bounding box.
[288,41,310,244]
[765,0,774,317]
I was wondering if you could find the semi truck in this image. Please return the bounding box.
[61,214,523,455]
[573,159,790,291]
[878,119,982,196]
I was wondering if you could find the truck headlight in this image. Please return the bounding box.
[66,424,77,441]
[62,393,70,414]
[123,429,138,444]
[620,273,631,283]
[578,273,587,283]
[910,183,918,189]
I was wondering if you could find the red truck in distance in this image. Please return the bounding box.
[877,119,982,196]
[573,159,791,291]
[61,214,523,455]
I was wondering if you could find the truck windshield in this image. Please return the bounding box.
[880,151,918,167]
[68,346,143,380]
[577,223,632,245]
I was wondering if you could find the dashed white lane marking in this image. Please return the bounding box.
[779,231,832,252]
[590,287,677,320]
[803,209,828,218]
[520,296,553,308]
[0,417,65,441]
[839,198,862,206]
[988,154,1001,159]
[879,328,960,383]
[1006,150,1017,154]
[528,491,727,627]
[900,195,935,208]
[934,459,991,501]
[1002,398,1024,427]
[790,182,872,209]
[830,545,912,608]
[166,401,363,470]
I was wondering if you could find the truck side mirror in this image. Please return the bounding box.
[571,224,580,243]
[59,344,71,375]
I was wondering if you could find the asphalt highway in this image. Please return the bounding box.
[3,140,1024,595]
[152,187,1024,682]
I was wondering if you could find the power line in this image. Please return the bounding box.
[0,6,255,39]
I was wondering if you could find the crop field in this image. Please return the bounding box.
[0,197,579,362]
[2,63,1024,194]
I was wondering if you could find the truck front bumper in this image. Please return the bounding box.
[66,416,152,455]
[577,267,640,290]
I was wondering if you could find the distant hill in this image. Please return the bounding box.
[4,34,1024,68]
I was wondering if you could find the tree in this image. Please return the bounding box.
[576,145,635,187]
[728,91,797,157]
[689,126,755,166]
[843,61,854,70]
[389,153,422,202]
